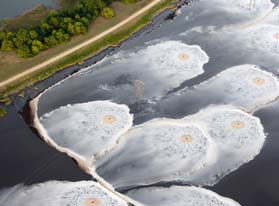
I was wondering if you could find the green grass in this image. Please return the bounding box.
[0,0,175,101]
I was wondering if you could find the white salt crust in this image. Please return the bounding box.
[96,119,216,189]
[237,24,279,53]
[127,186,241,206]
[203,0,274,18]
[189,65,279,111]
[111,40,209,89]
[182,106,266,185]
[96,106,266,188]
[0,181,129,206]
[39,101,133,161]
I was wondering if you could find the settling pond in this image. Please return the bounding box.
[1,0,279,206]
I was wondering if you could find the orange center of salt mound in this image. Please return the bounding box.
[273,33,279,40]
[103,115,117,124]
[84,198,101,206]
[231,121,245,129]
[253,77,265,85]
[178,53,191,61]
[180,135,193,144]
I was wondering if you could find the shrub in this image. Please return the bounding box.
[101,7,115,19]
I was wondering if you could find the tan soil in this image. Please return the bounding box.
[274,33,279,40]
[253,77,265,85]
[103,115,117,124]
[84,198,101,206]
[178,53,191,61]
[231,121,245,129]
[180,135,193,144]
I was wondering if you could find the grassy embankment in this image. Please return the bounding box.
[0,0,174,106]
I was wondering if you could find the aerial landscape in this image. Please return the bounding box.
[0,0,279,205]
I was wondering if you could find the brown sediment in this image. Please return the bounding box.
[180,135,192,144]
[253,77,265,85]
[84,198,101,206]
[178,53,191,61]
[274,33,279,40]
[103,115,117,124]
[231,121,245,129]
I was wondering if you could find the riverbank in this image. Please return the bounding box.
[0,0,175,106]
[0,0,174,189]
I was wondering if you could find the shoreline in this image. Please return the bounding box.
[0,0,175,105]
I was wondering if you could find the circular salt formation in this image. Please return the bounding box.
[39,101,133,160]
[0,181,129,206]
[185,106,265,150]
[127,186,241,206]
[96,119,215,189]
[204,65,279,111]
[62,183,124,206]
[243,25,279,53]
[133,41,209,86]
[182,106,267,186]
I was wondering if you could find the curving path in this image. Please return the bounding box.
[0,0,162,89]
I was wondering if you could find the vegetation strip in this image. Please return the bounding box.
[0,0,174,106]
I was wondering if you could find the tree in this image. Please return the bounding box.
[44,35,58,47]
[29,30,39,40]
[1,40,14,51]
[101,7,115,19]
[67,23,75,34]
[32,39,44,51]
[31,39,46,55]
[17,45,32,58]
[81,17,89,26]
[74,22,87,34]
[0,32,6,41]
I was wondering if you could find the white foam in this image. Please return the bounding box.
[204,0,274,19]
[39,101,133,162]
[237,24,279,53]
[96,106,266,188]
[111,40,209,90]
[96,118,216,189]
[188,65,279,111]
[0,181,129,206]
[134,41,209,86]
[127,186,241,206]
[182,106,266,185]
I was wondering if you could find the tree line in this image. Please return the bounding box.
[0,0,114,58]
